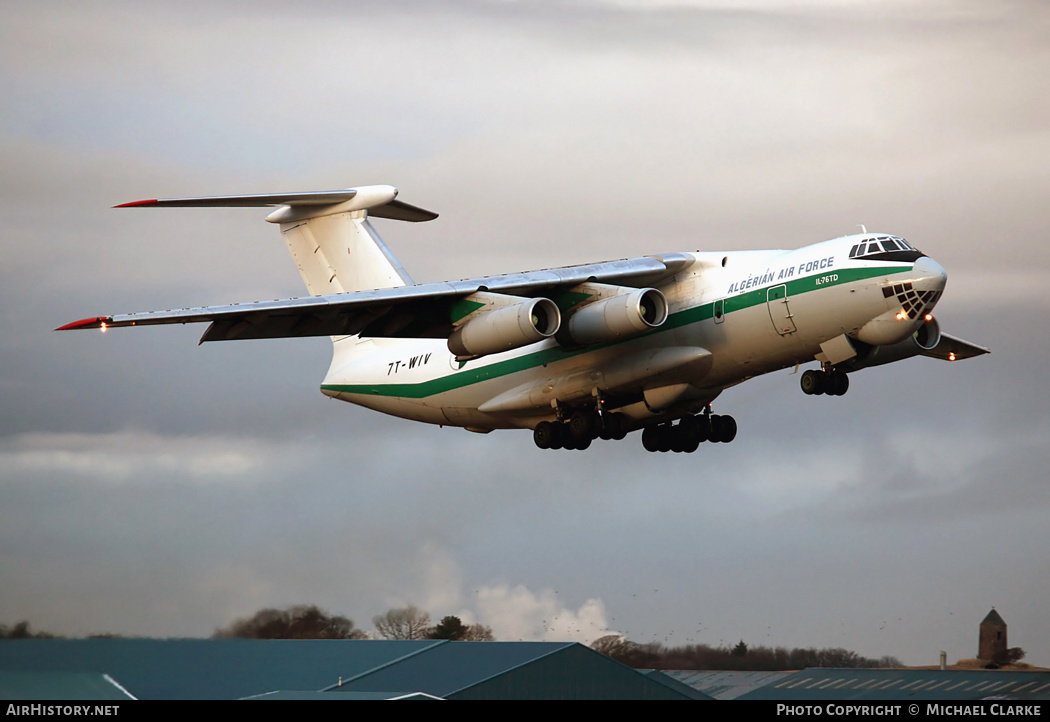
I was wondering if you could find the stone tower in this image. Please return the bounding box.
[978,609,1007,661]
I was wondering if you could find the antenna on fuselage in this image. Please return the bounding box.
[858,224,867,233]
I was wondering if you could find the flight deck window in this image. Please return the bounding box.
[882,239,900,251]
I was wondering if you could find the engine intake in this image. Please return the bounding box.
[563,288,668,347]
[448,297,560,359]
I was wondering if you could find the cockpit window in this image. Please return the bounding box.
[848,236,921,259]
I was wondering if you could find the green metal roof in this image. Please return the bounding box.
[0,639,701,700]
[328,641,701,700]
[0,639,435,700]
[0,671,135,700]
[244,689,442,700]
[738,668,1050,700]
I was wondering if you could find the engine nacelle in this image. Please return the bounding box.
[563,288,668,347]
[842,317,941,371]
[447,297,560,359]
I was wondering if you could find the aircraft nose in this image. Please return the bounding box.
[912,255,947,292]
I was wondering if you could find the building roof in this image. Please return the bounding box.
[0,639,700,700]
[327,641,704,700]
[736,668,1050,701]
[0,672,136,700]
[0,638,432,700]
[981,609,1007,626]
[663,670,796,700]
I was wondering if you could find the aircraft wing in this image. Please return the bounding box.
[921,332,990,362]
[56,254,694,343]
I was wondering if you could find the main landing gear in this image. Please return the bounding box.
[533,409,628,451]
[641,411,736,453]
[532,406,737,453]
[800,368,849,396]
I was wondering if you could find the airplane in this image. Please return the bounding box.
[57,184,988,453]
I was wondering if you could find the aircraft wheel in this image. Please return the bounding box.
[559,422,579,450]
[709,415,724,442]
[569,410,596,441]
[641,425,660,452]
[533,421,555,449]
[575,436,592,451]
[720,415,738,443]
[696,415,711,443]
[548,422,565,450]
[675,417,698,452]
[656,425,673,453]
[801,369,824,395]
[607,413,628,441]
[670,426,688,453]
[827,370,849,396]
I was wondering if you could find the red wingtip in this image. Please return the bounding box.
[113,199,159,208]
[55,316,111,331]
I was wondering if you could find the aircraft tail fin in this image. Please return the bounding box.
[116,185,437,296]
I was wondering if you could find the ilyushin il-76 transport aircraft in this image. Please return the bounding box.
[59,185,988,453]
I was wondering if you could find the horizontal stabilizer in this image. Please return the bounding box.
[115,185,438,222]
[921,332,990,361]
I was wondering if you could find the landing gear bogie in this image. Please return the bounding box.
[638,411,738,453]
[534,405,738,453]
[534,409,628,451]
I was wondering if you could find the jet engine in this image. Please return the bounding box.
[562,287,668,347]
[447,297,560,359]
[841,316,941,371]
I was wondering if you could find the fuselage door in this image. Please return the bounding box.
[767,284,797,335]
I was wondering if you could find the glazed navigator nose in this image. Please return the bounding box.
[911,254,947,293]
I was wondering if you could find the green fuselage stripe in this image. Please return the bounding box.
[321,263,909,399]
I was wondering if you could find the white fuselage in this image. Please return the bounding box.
[320,234,947,430]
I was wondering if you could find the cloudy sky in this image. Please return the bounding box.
[2,1,1048,665]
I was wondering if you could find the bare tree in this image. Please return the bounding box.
[372,605,432,640]
[463,623,495,642]
[591,635,632,662]
[991,647,1026,667]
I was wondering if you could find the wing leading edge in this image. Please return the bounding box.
[56,254,694,343]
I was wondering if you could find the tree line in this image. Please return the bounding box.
[1,605,491,642]
[19,612,1026,670]
[590,635,906,670]
[210,604,494,641]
